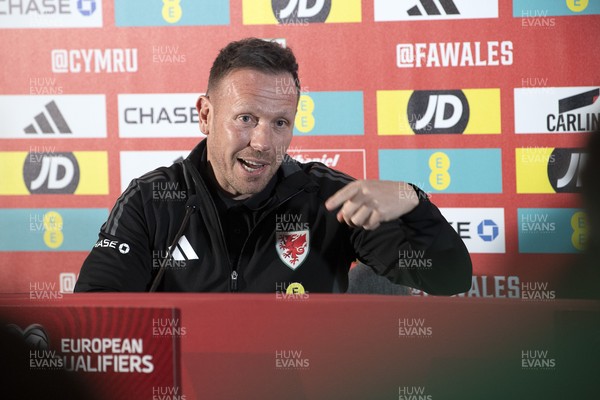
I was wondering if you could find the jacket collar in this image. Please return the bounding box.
[184,139,318,210]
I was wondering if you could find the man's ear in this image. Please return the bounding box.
[197,95,211,135]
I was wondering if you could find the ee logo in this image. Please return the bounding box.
[295,95,315,133]
[43,211,63,249]
[571,211,587,251]
[566,0,588,12]
[162,0,182,24]
[428,152,451,191]
[286,282,305,295]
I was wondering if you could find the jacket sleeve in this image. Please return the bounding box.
[74,180,154,292]
[350,186,472,295]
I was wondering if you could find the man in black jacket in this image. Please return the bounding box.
[75,38,471,294]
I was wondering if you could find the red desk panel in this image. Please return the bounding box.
[1,294,598,400]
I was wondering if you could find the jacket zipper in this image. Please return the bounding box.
[184,160,237,291]
[230,270,238,292]
[185,158,309,293]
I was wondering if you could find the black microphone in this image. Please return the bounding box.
[148,194,201,292]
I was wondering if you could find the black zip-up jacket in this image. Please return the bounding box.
[75,140,472,294]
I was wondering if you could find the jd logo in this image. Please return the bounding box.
[548,148,586,193]
[407,90,469,134]
[272,0,331,23]
[23,152,80,194]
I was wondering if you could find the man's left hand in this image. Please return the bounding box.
[325,180,420,230]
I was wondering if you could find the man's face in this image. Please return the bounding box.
[198,69,298,200]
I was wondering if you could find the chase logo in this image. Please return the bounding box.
[516,148,586,193]
[377,89,500,135]
[514,87,600,134]
[375,0,498,21]
[0,208,108,251]
[293,92,363,136]
[0,95,106,139]
[478,220,499,242]
[0,0,102,28]
[518,209,587,253]
[0,151,108,195]
[379,149,502,193]
[77,0,96,16]
[243,0,361,25]
[440,208,505,253]
[118,94,201,138]
[513,0,599,17]
[115,0,229,26]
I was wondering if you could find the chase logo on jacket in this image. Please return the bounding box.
[275,213,309,270]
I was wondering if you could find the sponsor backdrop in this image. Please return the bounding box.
[0,0,598,298]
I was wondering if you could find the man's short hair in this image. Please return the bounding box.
[207,38,300,96]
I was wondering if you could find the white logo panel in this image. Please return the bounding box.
[0,0,103,28]
[118,93,204,138]
[440,208,505,253]
[375,0,498,21]
[515,86,600,134]
[0,95,106,139]
[120,151,190,192]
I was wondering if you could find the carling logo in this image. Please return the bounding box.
[514,87,600,133]
[51,48,138,73]
[375,0,498,21]
[0,95,106,139]
[396,41,512,68]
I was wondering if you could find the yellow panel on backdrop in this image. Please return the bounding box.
[0,151,108,195]
[463,89,501,134]
[73,151,109,195]
[242,0,278,25]
[377,89,501,135]
[515,148,555,193]
[326,0,361,23]
[0,152,29,194]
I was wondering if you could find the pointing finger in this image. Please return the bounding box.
[325,182,359,211]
